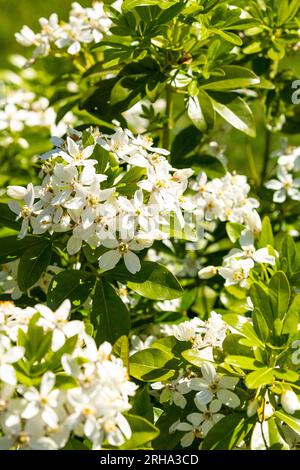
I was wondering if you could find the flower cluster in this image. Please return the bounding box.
[7,126,193,274]
[159,312,229,365]
[150,358,240,445]
[191,171,262,233]
[199,230,277,290]
[0,85,74,148]
[147,312,239,418]
[265,145,300,203]
[0,299,136,450]
[171,363,240,446]
[15,1,120,58]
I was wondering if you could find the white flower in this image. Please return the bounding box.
[99,237,143,274]
[15,26,37,46]
[35,299,83,351]
[171,318,205,342]
[61,137,96,166]
[174,400,224,446]
[225,231,276,265]
[194,400,224,436]
[277,146,300,172]
[0,336,24,386]
[130,335,156,356]
[8,183,43,238]
[151,374,191,409]
[265,166,300,202]
[175,414,203,447]
[191,363,240,409]
[21,372,60,427]
[219,258,254,288]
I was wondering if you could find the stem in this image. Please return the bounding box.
[162,87,173,150]
[246,141,259,186]
[261,128,272,185]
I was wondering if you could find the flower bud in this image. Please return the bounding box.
[198,266,218,279]
[281,390,300,415]
[7,186,27,200]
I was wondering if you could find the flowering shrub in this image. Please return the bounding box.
[0,0,300,451]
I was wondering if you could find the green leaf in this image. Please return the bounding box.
[209,92,256,137]
[82,130,95,147]
[83,244,107,263]
[108,261,183,300]
[225,356,263,371]
[222,334,253,357]
[130,387,154,423]
[152,404,187,449]
[0,203,21,231]
[280,235,297,274]
[112,335,130,370]
[180,154,226,179]
[48,335,78,371]
[181,349,209,368]
[91,279,130,345]
[170,125,203,163]
[200,66,260,91]
[156,2,185,23]
[274,411,300,434]
[202,414,255,450]
[187,93,215,132]
[249,283,274,328]
[258,216,274,248]
[130,348,175,382]
[252,309,269,342]
[282,293,300,340]
[269,271,290,320]
[0,235,42,264]
[241,322,265,348]
[93,144,110,174]
[245,367,274,389]
[17,239,52,291]
[116,167,146,195]
[47,270,95,310]
[223,313,250,333]
[290,271,300,288]
[123,0,177,10]
[226,222,244,243]
[273,368,299,382]
[210,29,243,46]
[120,415,159,450]
[277,0,300,25]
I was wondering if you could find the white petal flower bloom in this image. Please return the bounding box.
[219,257,254,288]
[225,230,276,266]
[265,166,300,203]
[191,363,240,409]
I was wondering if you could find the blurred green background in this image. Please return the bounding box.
[0,0,91,66]
[0,0,299,177]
